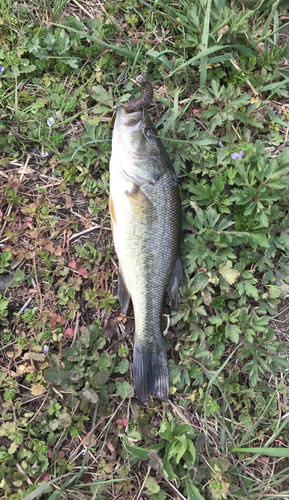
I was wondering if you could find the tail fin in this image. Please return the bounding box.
[133,337,169,403]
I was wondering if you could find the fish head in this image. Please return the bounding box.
[112,105,161,160]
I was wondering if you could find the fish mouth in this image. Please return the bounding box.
[112,105,153,163]
[112,105,144,161]
[113,105,144,135]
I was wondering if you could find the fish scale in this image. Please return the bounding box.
[110,103,183,402]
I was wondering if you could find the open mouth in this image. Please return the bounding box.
[113,106,143,133]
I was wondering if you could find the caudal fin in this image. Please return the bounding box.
[133,338,169,403]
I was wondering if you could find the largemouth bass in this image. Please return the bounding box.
[109,75,182,402]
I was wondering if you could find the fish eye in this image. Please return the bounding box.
[145,128,156,138]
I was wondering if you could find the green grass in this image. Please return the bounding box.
[1,0,289,498]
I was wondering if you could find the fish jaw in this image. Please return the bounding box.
[112,106,144,163]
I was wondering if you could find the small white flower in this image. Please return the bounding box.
[47,117,55,127]
[43,345,49,353]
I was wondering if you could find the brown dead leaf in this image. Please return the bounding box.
[106,441,116,461]
[14,346,23,359]
[17,364,30,375]
[99,116,112,122]
[201,289,212,306]
[44,242,54,252]
[31,383,46,396]
[54,246,63,256]
[47,448,55,459]
[24,352,46,362]
[218,25,229,36]
[257,42,264,55]
[18,166,34,175]
[9,178,19,191]
[157,85,168,98]
[65,195,74,209]
[82,433,97,447]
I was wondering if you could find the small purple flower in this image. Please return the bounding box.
[43,345,49,353]
[0,66,5,73]
[231,151,244,160]
[54,215,59,219]
[24,308,29,312]
[218,141,223,147]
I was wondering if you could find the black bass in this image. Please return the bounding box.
[109,74,182,402]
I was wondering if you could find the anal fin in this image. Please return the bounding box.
[166,257,183,311]
[118,270,130,316]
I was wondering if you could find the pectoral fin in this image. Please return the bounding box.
[126,184,156,218]
[166,257,183,311]
[118,270,130,315]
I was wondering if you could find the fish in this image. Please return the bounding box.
[109,74,183,402]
